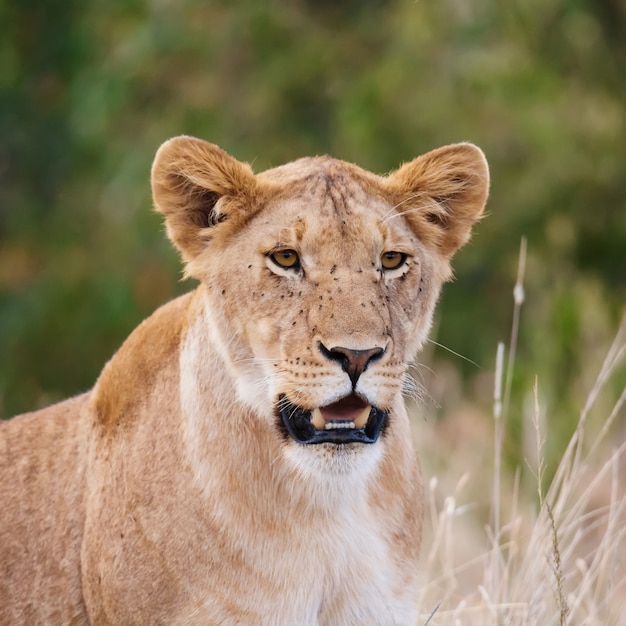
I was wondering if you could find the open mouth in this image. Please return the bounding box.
[277,394,388,445]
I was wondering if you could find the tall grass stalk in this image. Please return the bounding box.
[503,236,527,420]
[489,237,527,605]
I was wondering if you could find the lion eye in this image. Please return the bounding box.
[381,251,407,271]
[270,249,300,269]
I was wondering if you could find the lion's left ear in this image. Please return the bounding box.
[151,136,258,269]
[387,143,489,258]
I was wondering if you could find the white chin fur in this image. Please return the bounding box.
[281,438,384,502]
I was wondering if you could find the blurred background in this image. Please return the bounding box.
[1,0,625,470]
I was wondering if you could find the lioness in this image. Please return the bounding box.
[0,136,488,625]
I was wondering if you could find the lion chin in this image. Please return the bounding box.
[0,134,489,625]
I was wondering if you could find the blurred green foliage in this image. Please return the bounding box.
[1,0,625,461]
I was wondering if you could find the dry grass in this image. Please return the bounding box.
[412,242,626,625]
[414,328,626,624]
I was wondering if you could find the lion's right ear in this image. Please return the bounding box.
[151,136,257,267]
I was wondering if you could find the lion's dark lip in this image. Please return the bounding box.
[277,394,388,445]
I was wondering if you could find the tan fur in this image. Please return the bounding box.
[0,136,489,625]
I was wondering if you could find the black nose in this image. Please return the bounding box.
[319,343,385,387]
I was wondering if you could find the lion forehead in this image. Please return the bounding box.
[257,155,382,189]
[250,163,410,257]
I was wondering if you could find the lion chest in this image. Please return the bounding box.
[186,502,415,626]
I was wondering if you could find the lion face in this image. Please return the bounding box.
[152,137,489,476]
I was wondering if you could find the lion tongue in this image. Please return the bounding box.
[311,395,371,430]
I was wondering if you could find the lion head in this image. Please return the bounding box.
[151,136,489,478]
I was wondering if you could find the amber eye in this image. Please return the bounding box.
[270,249,300,269]
[381,251,407,271]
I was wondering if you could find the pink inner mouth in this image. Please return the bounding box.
[319,394,369,424]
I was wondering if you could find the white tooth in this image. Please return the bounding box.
[311,408,325,430]
[354,406,371,429]
[325,421,356,430]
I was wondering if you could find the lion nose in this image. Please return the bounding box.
[319,343,385,387]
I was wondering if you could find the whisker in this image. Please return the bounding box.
[378,194,424,222]
[233,356,283,366]
[408,360,436,378]
[381,203,439,224]
[380,195,436,225]
[425,339,480,368]
[401,370,428,405]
